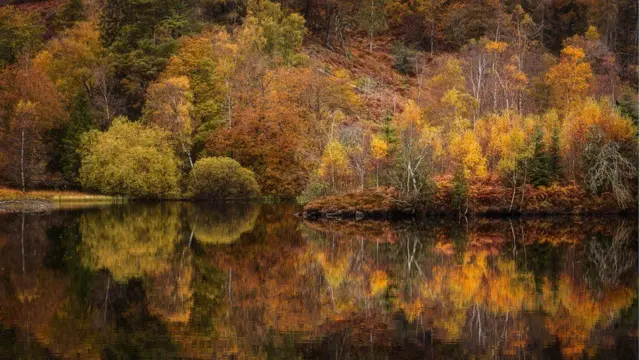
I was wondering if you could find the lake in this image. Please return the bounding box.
[0,202,637,359]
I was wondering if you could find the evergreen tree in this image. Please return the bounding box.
[530,126,551,187]
[100,0,199,116]
[548,127,563,183]
[451,168,468,215]
[381,113,397,146]
[617,90,639,127]
[57,0,86,29]
[59,92,95,184]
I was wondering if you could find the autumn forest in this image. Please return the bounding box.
[0,0,637,211]
[0,1,638,358]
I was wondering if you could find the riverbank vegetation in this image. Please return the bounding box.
[0,0,637,208]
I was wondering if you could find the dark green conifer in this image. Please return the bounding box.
[548,127,563,183]
[530,126,551,187]
[61,92,94,183]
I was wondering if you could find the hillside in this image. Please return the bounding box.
[0,0,637,210]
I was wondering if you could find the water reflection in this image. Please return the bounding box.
[0,204,636,359]
[80,203,183,282]
[186,202,260,244]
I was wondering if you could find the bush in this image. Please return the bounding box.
[79,117,181,198]
[188,157,260,200]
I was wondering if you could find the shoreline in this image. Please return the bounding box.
[0,188,125,213]
[302,185,638,220]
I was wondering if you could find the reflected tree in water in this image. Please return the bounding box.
[186,203,260,245]
[79,203,183,281]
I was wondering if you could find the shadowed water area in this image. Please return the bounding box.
[0,203,637,359]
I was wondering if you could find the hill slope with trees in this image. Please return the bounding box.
[0,0,637,211]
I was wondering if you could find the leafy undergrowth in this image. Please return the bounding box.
[303,187,414,219]
[304,179,635,219]
[0,187,121,202]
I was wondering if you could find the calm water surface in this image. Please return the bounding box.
[0,203,637,359]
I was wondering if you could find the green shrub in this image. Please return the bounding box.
[79,117,181,198]
[188,157,260,200]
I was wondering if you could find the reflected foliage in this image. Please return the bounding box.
[187,202,260,245]
[79,203,183,281]
[0,205,637,359]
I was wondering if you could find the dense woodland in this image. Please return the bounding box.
[0,0,638,206]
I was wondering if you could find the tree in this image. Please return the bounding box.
[356,0,388,52]
[422,56,476,128]
[417,0,445,55]
[392,42,416,75]
[143,76,195,168]
[33,21,119,128]
[448,129,487,179]
[79,117,181,198]
[493,115,534,210]
[545,45,593,112]
[451,167,469,216]
[0,7,44,66]
[57,92,95,184]
[561,98,636,181]
[371,134,388,187]
[616,87,638,126]
[34,22,105,101]
[56,0,87,29]
[250,0,307,64]
[393,100,441,197]
[207,64,358,198]
[163,30,239,151]
[548,127,563,183]
[187,157,260,200]
[318,139,352,192]
[441,0,504,48]
[583,126,636,207]
[342,125,371,191]
[0,63,66,191]
[529,126,551,187]
[99,0,198,115]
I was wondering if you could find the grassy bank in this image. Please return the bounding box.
[0,187,124,202]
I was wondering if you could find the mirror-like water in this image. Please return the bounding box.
[0,203,637,359]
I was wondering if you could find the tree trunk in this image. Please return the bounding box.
[20,127,25,193]
[509,168,517,212]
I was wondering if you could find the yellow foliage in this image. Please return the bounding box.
[545,45,592,111]
[561,45,586,61]
[189,204,260,244]
[395,99,424,131]
[33,21,105,98]
[449,130,487,178]
[79,204,182,282]
[143,76,193,138]
[318,140,352,183]
[371,134,389,160]
[316,251,349,288]
[585,25,600,41]
[369,270,389,295]
[485,40,509,53]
